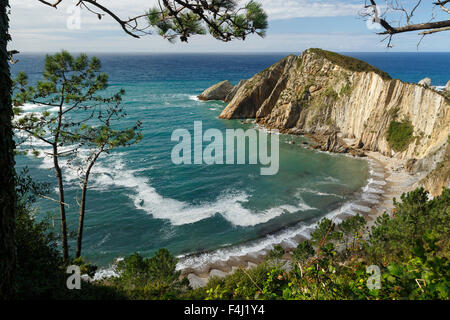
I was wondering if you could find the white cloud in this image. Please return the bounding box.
[263,0,362,19]
[10,0,444,53]
[8,0,364,52]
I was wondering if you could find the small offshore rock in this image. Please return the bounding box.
[198,80,234,101]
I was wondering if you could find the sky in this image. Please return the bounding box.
[9,0,450,53]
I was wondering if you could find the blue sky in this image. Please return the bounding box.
[9,0,450,52]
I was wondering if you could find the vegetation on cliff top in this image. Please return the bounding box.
[307,48,392,80]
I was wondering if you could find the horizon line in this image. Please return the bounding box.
[13,50,450,55]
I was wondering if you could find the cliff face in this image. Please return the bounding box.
[219,49,450,195]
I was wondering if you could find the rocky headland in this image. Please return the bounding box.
[185,48,449,288]
[201,48,449,197]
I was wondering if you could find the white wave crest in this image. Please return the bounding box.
[89,158,316,227]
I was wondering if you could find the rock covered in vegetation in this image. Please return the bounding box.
[215,48,449,195]
[198,80,234,101]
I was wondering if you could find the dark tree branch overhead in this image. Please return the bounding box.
[362,0,450,47]
[378,19,450,35]
[37,0,268,42]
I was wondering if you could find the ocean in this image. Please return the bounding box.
[11,52,450,269]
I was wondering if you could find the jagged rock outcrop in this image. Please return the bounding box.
[198,80,234,101]
[219,55,297,119]
[225,80,247,102]
[217,48,450,195]
[445,80,450,92]
[418,77,432,88]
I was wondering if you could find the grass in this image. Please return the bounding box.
[324,87,338,101]
[307,48,392,80]
[386,120,414,152]
[339,83,352,97]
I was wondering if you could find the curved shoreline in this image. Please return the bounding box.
[91,149,418,287]
[179,150,417,289]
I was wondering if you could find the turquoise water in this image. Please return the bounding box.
[12,52,450,266]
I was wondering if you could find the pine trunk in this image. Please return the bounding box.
[0,0,17,300]
[75,177,88,259]
[52,147,69,264]
[76,153,100,259]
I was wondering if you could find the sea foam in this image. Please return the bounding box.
[89,156,316,227]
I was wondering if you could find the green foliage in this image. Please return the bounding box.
[367,188,449,263]
[310,217,342,246]
[12,51,142,259]
[196,188,449,300]
[204,263,281,300]
[12,50,143,154]
[379,236,449,300]
[308,48,392,80]
[15,170,63,299]
[16,186,448,300]
[324,87,338,101]
[267,244,285,261]
[72,257,98,278]
[339,214,367,244]
[147,0,267,43]
[112,250,190,300]
[388,106,400,120]
[443,90,450,100]
[386,120,414,152]
[14,170,123,300]
[292,240,314,264]
[339,83,352,97]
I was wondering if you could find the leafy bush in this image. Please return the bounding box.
[204,263,280,300]
[15,169,123,300]
[366,188,449,263]
[111,249,190,300]
[198,188,449,300]
[386,120,414,152]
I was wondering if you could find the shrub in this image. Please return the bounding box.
[339,83,352,97]
[324,87,338,101]
[112,249,190,300]
[15,169,122,300]
[366,188,449,263]
[386,120,414,152]
[200,188,449,300]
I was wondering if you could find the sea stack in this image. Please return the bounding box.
[198,80,234,101]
